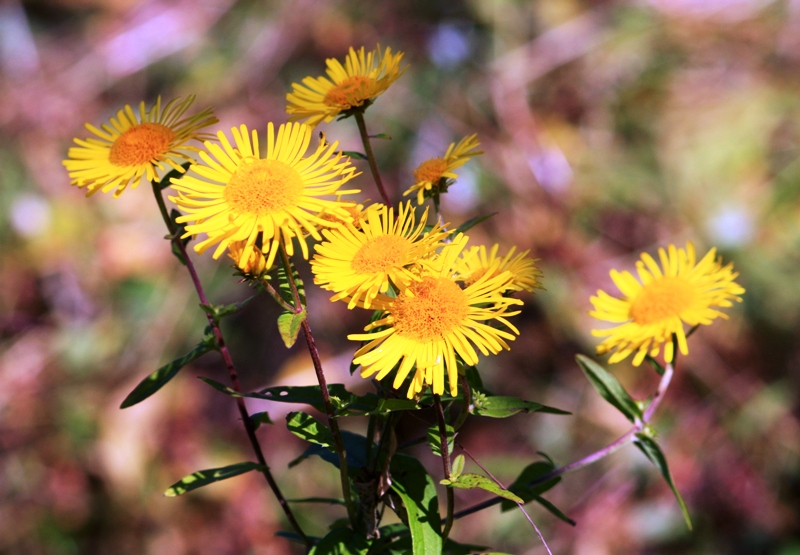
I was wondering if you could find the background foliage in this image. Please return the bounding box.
[1,0,799,553]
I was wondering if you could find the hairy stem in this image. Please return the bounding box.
[150,182,310,546]
[277,242,357,529]
[354,110,392,207]
[433,394,455,541]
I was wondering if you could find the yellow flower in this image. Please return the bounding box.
[317,198,380,230]
[228,240,268,276]
[590,242,744,366]
[286,45,406,126]
[348,234,522,398]
[404,134,483,205]
[169,122,359,271]
[63,96,216,197]
[458,244,543,293]
[311,201,449,309]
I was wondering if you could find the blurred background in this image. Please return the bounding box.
[2,0,800,553]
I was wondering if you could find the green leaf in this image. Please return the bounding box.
[277,257,306,307]
[644,355,666,376]
[121,328,216,408]
[310,527,371,555]
[390,454,443,555]
[426,423,455,458]
[451,455,465,479]
[164,462,264,497]
[168,209,192,265]
[249,411,273,430]
[454,213,498,235]
[500,460,559,511]
[275,531,321,544]
[369,133,392,140]
[289,430,373,474]
[199,380,352,412]
[158,162,192,190]
[576,354,642,423]
[277,309,306,348]
[532,495,576,526]
[342,151,368,160]
[634,434,693,530]
[200,296,256,322]
[463,365,488,394]
[287,497,345,505]
[471,394,570,418]
[441,473,523,504]
[442,539,491,555]
[286,411,335,450]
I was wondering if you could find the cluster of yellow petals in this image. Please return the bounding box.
[404,134,483,205]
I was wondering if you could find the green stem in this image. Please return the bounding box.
[150,182,310,547]
[354,110,392,208]
[277,242,357,529]
[433,394,455,541]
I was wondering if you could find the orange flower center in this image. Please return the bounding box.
[630,276,695,325]
[413,158,448,184]
[351,235,411,274]
[323,75,376,109]
[109,123,176,167]
[392,276,468,341]
[224,158,304,216]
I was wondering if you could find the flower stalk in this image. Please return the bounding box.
[354,110,392,208]
[433,394,455,541]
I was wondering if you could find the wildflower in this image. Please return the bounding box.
[317,198,379,230]
[63,96,216,197]
[228,240,268,277]
[311,201,449,309]
[590,242,745,366]
[348,234,522,398]
[404,134,482,205]
[169,122,359,270]
[286,46,406,126]
[458,244,542,293]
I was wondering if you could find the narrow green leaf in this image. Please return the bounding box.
[471,394,570,418]
[455,213,498,235]
[277,309,306,348]
[463,365,488,394]
[390,454,443,554]
[287,497,345,505]
[289,430,372,473]
[164,462,263,497]
[249,411,273,430]
[342,150,368,160]
[168,209,191,264]
[286,411,335,450]
[310,527,371,555]
[200,296,256,322]
[442,539,492,555]
[199,380,354,413]
[369,133,392,140]
[500,460,559,512]
[426,423,455,458]
[634,434,693,530]
[121,330,216,408]
[644,355,666,376]
[444,473,523,504]
[532,495,576,526]
[576,354,642,423]
[158,162,192,190]
[275,531,321,544]
[277,258,306,306]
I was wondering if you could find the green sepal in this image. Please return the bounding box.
[454,212,498,235]
[286,411,336,451]
[389,454,443,555]
[277,309,306,348]
[310,527,371,555]
[164,462,264,497]
[158,162,192,190]
[120,327,216,408]
[470,393,570,418]
[249,411,273,430]
[634,433,693,530]
[200,296,256,323]
[342,151,368,160]
[440,473,523,504]
[426,423,455,458]
[576,354,642,423]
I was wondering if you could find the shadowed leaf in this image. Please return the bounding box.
[164,462,264,497]
[576,354,642,423]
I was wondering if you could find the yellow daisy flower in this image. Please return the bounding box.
[404,134,483,205]
[348,234,523,398]
[63,96,217,197]
[311,201,449,309]
[286,45,406,126]
[317,198,380,230]
[590,242,745,366]
[458,244,543,293]
[228,240,268,277]
[169,122,359,271]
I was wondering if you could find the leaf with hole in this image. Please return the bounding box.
[164,462,264,497]
[576,354,642,423]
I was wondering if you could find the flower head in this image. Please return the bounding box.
[286,45,406,126]
[404,134,483,205]
[63,96,217,197]
[317,198,380,230]
[169,122,359,270]
[311,201,449,309]
[228,240,269,277]
[590,242,744,366]
[457,244,542,293]
[348,234,522,398]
